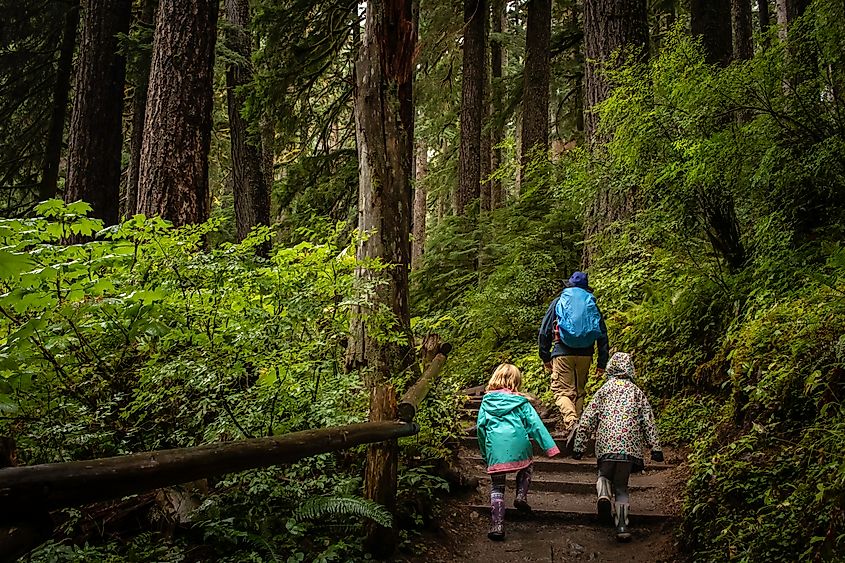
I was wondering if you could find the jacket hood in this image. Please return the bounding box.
[481,390,529,416]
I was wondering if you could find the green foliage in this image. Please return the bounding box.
[293,495,393,528]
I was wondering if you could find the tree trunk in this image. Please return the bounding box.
[347,0,416,555]
[776,0,809,41]
[480,5,492,214]
[64,0,131,224]
[40,0,79,202]
[124,0,156,219]
[136,0,219,226]
[757,0,771,47]
[690,0,733,66]
[411,142,427,269]
[520,0,551,178]
[732,0,754,60]
[583,0,649,142]
[225,0,270,245]
[583,0,648,266]
[490,0,505,209]
[456,0,486,215]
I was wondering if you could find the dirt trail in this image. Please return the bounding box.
[402,390,685,562]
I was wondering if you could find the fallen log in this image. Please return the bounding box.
[397,342,452,422]
[0,420,417,525]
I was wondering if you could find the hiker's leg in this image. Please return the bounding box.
[551,356,578,428]
[514,465,533,511]
[612,462,633,541]
[612,461,633,505]
[573,355,593,418]
[489,473,506,540]
[596,460,613,523]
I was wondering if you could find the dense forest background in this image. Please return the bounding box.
[1,0,844,560]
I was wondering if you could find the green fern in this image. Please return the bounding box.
[292,496,393,529]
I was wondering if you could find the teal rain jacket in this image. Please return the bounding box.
[476,390,560,474]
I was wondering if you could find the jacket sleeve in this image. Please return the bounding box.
[476,408,489,464]
[538,297,558,363]
[637,389,661,452]
[596,307,610,370]
[520,404,559,457]
[574,388,602,453]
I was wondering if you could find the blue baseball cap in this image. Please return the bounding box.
[568,271,589,289]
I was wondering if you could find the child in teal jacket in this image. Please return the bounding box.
[476,363,559,540]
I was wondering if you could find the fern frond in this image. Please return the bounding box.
[293,496,392,528]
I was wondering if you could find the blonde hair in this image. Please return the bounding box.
[486,363,522,392]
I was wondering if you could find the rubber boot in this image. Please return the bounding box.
[615,502,632,542]
[488,491,505,541]
[596,476,612,524]
[514,467,533,512]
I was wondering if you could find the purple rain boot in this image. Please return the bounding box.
[488,490,505,541]
[514,466,534,512]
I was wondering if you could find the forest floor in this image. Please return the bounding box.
[399,391,688,563]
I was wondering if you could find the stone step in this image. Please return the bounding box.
[466,491,676,524]
[476,471,663,495]
[464,455,673,474]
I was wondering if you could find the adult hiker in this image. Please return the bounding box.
[572,352,664,541]
[476,363,560,541]
[537,271,609,434]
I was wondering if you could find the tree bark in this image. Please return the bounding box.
[583,0,648,266]
[40,0,79,202]
[520,0,551,178]
[456,0,486,215]
[757,0,771,45]
[732,0,754,60]
[583,0,649,142]
[480,3,492,214]
[690,0,733,66]
[490,0,505,209]
[347,0,416,555]
[64,0,131,224]
[776,0,809,42]
[124,0,157,219]
[225,0,270,245]
[136,0,219,226]
[412,142,427,269]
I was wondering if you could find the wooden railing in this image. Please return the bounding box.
[0,340,450,560]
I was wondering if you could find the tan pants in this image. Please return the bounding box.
[551,355,593,428]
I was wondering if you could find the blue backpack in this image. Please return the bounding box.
[554,287,603,348]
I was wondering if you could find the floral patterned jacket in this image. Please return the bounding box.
[573,376,662,468]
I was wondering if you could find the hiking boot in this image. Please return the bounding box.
[596,476,612,524]
[514,466,533,512]
[614,502,632,542]
[488,491,505,541]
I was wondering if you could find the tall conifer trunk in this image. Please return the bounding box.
[776,0,809,41]
[583,0,648,142]
[64,0,131,224]
[40,0,79,202]
[732,0,754,60]
[582,0,648,265]
[456,0,486,215]
[490,0,505,209]
[136,0,218,225]
[225,0,270,244]
[690,0,733,66]
[124,0,156,218]
[757,0,771,46]
[412,142,427,269]
[347,0,416,555]
[520,0,551,180]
